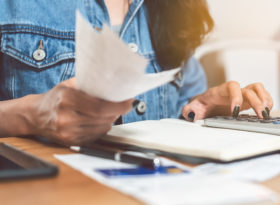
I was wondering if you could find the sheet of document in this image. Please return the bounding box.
[55,153,278,205]
[75,11,181,102]
[194,154,280,182]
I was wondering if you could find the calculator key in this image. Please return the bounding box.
[249,115,258,119]
[271,117,280,120]
[248,119,259,122]
[239,114,250,118]
[260,120,273,123]
[224,116,234,120]
[214,116,224,119]
[236,117,248,121]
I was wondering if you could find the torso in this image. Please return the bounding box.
[0,0,207,122]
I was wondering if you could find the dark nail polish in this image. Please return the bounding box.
[132,100,140,108]
[262,110,269,119]
[265,107,270,116]
[187,112,195,122]
[232,105,240,118]
[115,116,123,125]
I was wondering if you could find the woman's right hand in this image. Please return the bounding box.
[30,78,133,146]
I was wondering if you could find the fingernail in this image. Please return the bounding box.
[232,105,240,118]
[115,116,123,125]
[187,112,195,122]
[132,100,140,108]
[265,107,270,116]
[262,110,269,119]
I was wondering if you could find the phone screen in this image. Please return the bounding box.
[0,143,58,180]
[0,155,24,170]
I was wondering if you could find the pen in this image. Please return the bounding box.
[70,145,161,169]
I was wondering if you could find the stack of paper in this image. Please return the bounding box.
[55,154,278,205]
[194,154,280,182]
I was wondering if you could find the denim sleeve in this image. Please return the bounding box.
[176,57,208,117]
[0,34,2,101]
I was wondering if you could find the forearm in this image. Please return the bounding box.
[0,94,39,137]
[0,77,134,145]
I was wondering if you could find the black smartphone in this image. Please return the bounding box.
[0,142,58,181]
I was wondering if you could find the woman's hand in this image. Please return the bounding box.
[29,78,133,146]
[182,81,273,122]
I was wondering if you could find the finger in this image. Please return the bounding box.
[59,87,134,117]
[56,109,118,129]
[242,89,267,118]
[182,101,208,122]
[250,83,274,110]
[225,81,243,115]
[57,124,112,146]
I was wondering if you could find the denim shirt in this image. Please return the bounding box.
[0,0,207,123]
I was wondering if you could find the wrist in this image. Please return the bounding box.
[0,94,42,137]
[19,94,43,136]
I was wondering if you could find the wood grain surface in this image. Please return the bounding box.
[0,137,143,205]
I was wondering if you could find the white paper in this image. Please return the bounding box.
[75,11,181,102]
[55,153,278,205]
[194,154,280,182]
[105,119,280,161]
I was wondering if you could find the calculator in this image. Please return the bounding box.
[204,114,280,136]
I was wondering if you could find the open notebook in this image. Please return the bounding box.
[104,119,280,162]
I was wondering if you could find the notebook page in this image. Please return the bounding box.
[106,119,280,161]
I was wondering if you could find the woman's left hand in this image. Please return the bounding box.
[182,81,273,122]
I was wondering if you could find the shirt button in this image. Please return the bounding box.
[136,101,147,115]
[33,48,46,62]
[176,70,183,81]
[128,43,138,53]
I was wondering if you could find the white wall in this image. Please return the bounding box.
[198,0,280,110]
[207,0,280,41]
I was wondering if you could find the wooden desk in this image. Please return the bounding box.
[1,137,280,205]
[0,137,143,205]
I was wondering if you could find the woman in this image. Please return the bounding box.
[0,0,273,145]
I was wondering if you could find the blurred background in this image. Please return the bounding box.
[195,0,280,110]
